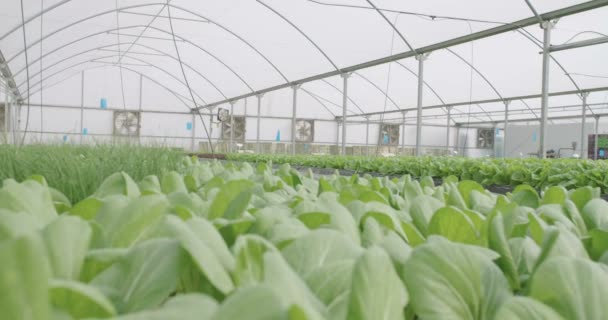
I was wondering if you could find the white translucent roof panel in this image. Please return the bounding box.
[0,0,606,119]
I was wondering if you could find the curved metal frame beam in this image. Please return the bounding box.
[18,41,228,100]
[5,2,289,83]
[301,87,359,115]
[364,0,416,52]
[13,24,255,94]
[256,0,339,71]
[21,53,208,105]
[28,64,193,110]
[319,79,365,114]
[300,87,337,117]
[352,72,400,109]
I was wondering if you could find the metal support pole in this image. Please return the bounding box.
[446,106,452,154]
[138,74,143,145]
[229,101,235,153]
[341,73,350,155]
[291,85,299,155]
[365,116,370,157]
[336,121,340,152]
[455,125,461,156]
[401,111,407,155]
[415,53,429,156]
[209,111,214,152]
[191,112,196,152]
[503,100,510,158]
[539,21,555,159]
[594,115,600,160]
[256,94,262,153]
[3,80,8,144]
[80,71,84,145]
[580,92,589,158]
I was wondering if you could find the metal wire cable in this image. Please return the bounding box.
[166,1,214,154]
[115,0,128,113]
[19,0,31,146]
[374,15,399,156]
[560,31,608,45]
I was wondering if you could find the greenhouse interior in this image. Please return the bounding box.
[1,1,608,320]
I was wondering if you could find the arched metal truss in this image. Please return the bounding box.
[17,42,228,100]
[22,53,209,105]
[4,2,289,83]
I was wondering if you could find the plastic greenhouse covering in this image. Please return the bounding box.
[0,0,607,156]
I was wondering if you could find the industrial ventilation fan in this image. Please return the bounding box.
[113,111,140,137]
[477,128,495,149]
[379,124,400,145]
[295,119,314,142]
[222,116,246,141]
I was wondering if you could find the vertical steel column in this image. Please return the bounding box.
[455,125,461,156]
[401,111,407,155]
[138,74,143,145]
[365,116,370,157]
[580,92,589,158]
[539,21,555,159]
[594,115,600,160]
[191,112,196,152]
[3,80,8,144]
[229,101,235,153]
[291,85,299,155]
[415,54,428,156]
[336,121,340,152]
[209,111,214,152]
[341,74,350,155]
[446,106,452,154]
[256,94,263,153]
[503,100,510,158]
[80,71,84,145]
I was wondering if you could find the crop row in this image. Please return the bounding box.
[227,153,608,193]
[1,157,607,319]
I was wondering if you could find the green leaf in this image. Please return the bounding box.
[232,235,278,287]
[164,216,234,295]
[402,236,511,320]
[209,180,254,219]
[41,216,92,280]
[458,180,486,208]
[80,248,128,283]
[0,179,57,225]
[262,251,327,320]
[587,229,608,260]
[409,195,444,235]
[346,247,408,320]
[570,186,599,212]
[138,175,162,195]
[212,285,286,320]
[161,171,188,194]
[529,256,608,320]
[96,194,169,248]
[427,206,481,245]
[94,172,141,199]
[541,186,568,205]
[50,279,116,318]
[0,234,50,320]
[68,198,103,221]
[91,239,184,313]
[581,199,608,230]
[495,296,563,320]
[113,294,217,320]
[282,229,362,277]
[0,209,43,240]
[511,185,540,209]
[488,215,520,290]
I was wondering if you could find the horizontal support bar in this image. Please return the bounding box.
[549,35,608,52]
[197,0,608,111]
[342,86,608,119]
[457,112,606,126]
